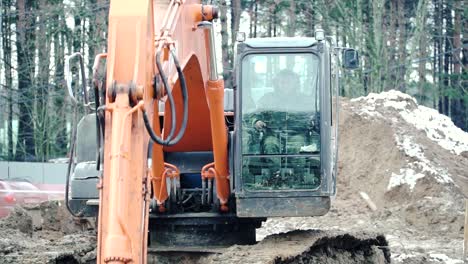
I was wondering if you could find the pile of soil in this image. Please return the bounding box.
[259,90,467,263]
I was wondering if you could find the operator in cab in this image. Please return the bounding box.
[251,69,313,156]
[246,69,320,176]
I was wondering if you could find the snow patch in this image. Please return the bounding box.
[429,253,463,264]
[388,168,425,190]
[393,252,463,263]
[401,105,468,155]
[395,135,452,184]
[352,89,468,155]
[388,135,453,191]
[393,253,417,262]
[351,90,417,105]
[350,104,382,118]
[383,100,410,111]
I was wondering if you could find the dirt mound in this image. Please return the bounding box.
[259,90,467,263]
[344,90,466,234]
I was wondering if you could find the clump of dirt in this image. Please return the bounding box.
[274,232,390,264]
[0,206,33,236]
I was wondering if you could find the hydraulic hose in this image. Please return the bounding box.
[144,49,189,146]
[166,48,189,145]
[155,51,177,143]
[94,85,101,171]
[96,106,106,172]
[65,100,81,217]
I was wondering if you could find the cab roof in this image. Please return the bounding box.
[242,37,318,48]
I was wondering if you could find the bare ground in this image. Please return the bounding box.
[0,203,96,264]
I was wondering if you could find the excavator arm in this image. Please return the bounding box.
[97,0,228,262]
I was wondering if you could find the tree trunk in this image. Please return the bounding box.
[396,0,407,92]
[87,0,109,95]
[230,0,241,46]
[253,1,257,38]
[248,0,253,38]
[36,0,52,161]
[286,0,296,37]
[272,6,277,37]
[435,0,444,113]
[229,0,241,87]
[15,0,36,161]
[304,0,314,37]
[87,0,97,77]
[414,0,428,104]
[462,0,468,131]
[388,0,397,90]
[267,2,275,37]
[443,0,452,116]
[73,4,82,53]
[450,0,462,129]
[219,0,232,88]
[2,0,14,159]
[52,9,68,157]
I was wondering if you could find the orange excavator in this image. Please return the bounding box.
[64,0,359,263]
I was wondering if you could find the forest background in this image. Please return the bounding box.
[0,0,466,162]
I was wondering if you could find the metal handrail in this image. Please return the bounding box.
[65,52,93,112]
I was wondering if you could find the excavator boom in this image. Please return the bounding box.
[97,1,154,262]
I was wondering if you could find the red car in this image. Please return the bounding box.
[0,179,49,218]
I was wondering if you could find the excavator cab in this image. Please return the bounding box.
[233,37,340,217]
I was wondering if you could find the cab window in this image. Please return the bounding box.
[240,53,321,191]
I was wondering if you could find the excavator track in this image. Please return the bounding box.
[147,213,264,250]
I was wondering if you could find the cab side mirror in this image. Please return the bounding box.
[343,49,359,69]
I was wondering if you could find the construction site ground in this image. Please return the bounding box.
[0,90,466,263]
